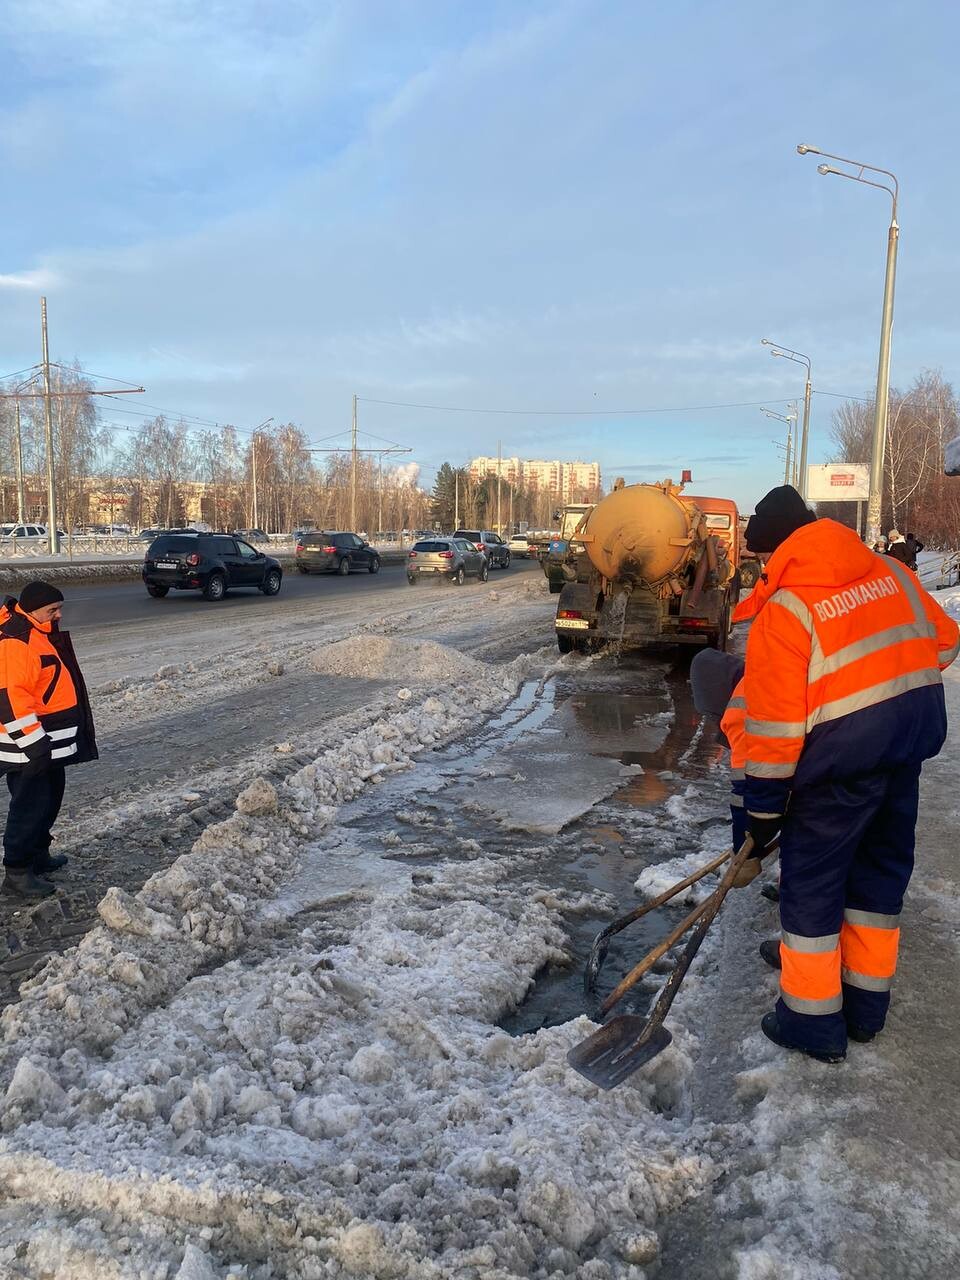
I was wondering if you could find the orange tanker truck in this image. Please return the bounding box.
[553,478,741,653]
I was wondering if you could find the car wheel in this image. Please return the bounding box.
[479,561,489,582]
[369,557,381,574]
[297,565,310,574]
[407,574,418,585]
[452,566,465,586]
[261,569,282,596]
[146,583,168,598]
[338,558,350,576]
[203,573,226,602]
[503,552,511,569]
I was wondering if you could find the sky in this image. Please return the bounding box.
[1,0,958,509]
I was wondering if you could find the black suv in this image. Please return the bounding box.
[295,531,381,575]
[143,532,283,601]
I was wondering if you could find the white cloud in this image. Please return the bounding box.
[0,268,60,290]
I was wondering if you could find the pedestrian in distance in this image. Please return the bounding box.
[734,486,959,1064]
[0,582,97,898]
[904,532,924,571]
[885,529,910,564]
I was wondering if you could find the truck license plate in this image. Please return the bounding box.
[556,618,589,630]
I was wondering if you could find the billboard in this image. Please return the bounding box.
[806,463,869,503]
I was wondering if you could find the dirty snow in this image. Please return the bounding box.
[309,635,484,683]
[0,627,719,1279]
[0,566,956,1278]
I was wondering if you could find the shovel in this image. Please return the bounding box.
[567,838,756,1090]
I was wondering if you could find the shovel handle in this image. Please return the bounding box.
[598,836,755,1018]
[594,846,733,945]
[626,837,756,1035]
[598,892,713,1017]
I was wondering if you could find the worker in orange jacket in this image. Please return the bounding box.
[735,487,959,1062]
[0,582,97,898]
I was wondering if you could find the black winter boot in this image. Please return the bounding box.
[760,883,781,904]
[761,1012,845,1064]
[2,868,56,898]
[759,939,782,970]
[33,853,68,874]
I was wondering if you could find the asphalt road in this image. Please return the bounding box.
[54,557,537,634]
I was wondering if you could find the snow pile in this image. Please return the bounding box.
[309,634,484,684]
[0,855,714,1278]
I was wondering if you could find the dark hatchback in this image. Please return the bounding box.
[295,531,381,575]
[143,532,283,601]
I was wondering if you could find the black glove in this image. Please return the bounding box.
[747,814,782,854]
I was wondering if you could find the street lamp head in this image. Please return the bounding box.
[760,338,771,346]
[817,163,838,176]
[797,144,821,156]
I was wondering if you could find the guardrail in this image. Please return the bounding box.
[917,552,959,591]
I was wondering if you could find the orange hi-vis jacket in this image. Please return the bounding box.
[0,601,97,775]
[720,676,747,802]
[732,520,959,821]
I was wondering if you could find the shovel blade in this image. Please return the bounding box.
[566,1017,672,1090]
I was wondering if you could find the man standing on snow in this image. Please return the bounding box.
[0,582,97,898]
[734,487,959,1063]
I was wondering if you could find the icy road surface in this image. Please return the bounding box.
[0,571,956,1278]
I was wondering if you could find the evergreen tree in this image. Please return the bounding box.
[431,462,457,531]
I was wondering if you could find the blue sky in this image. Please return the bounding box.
[1,0,957,508]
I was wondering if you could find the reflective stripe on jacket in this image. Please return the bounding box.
[732,520,959,819]
[0,601,97,774]
[720,678,747,810]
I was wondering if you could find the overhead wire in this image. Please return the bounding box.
[357,395,804,417]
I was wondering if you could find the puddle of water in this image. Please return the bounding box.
[328,653,724,1040]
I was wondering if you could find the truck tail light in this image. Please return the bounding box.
[558,609,583,619]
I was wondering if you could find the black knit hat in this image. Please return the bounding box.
[19,581,65,614]
[744,485,816,554]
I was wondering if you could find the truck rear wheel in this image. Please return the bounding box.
[557,634,573,654]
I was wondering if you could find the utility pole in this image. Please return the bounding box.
[251,435,258,529]
[496,440,502,533]
[13,401,26,523]
[509,481,514,535]
[40,298,59,554]
[350,394,358,530]
[784,422,793,486]
[378,452,384,536]
[454,469,459,529]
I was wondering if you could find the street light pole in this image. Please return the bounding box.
[761,340,812,499]
[797,145,899,546]
[761,406,799,485]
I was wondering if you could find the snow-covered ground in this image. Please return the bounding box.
[0,571,957,1278]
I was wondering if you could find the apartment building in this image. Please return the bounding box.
[468,457,601,501]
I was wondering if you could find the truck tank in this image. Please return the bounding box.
[579,483,696,583]
[554,479,738,653]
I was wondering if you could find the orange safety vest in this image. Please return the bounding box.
[733,520,959,821]
[0,602,96,773]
